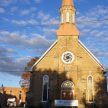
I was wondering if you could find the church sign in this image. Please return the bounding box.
[55,100,78,106]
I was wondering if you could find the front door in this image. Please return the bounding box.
[61,81,74,100]
[62,90,73,100]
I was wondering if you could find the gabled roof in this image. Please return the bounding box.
[79,40,104,70]
[31,39,104,70]
[31,40,58,70]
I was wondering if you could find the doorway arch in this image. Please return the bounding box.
[61,80,75,100]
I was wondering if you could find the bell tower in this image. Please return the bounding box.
[61,0,75,24]
[57,0,79,36]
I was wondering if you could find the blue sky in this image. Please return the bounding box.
[0,0,108,87]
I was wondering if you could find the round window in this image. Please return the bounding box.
[61,51,74,64]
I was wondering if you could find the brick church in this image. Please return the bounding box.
[26,0,108,108]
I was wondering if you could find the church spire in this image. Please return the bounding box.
[62,0,74,6]
[57,0,79,36]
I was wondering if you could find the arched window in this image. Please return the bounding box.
[72,14,75,23]
[42,75,49,102]
[61,14,64,23]
[87,76,94,102]
[66,12,70,22]
[61,80,74,100]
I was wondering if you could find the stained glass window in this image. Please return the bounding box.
[42,75,49,102]
[61,81,73,89]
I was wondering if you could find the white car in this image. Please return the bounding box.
[7,98,16,107]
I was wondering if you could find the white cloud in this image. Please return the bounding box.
[43,28,56,35]
[12,19,38,26]
[0,46,30,75]
[1,4,108,76]
[76,5,108,38]
[0,30,54,75]
[75,5,108,68]
[37,11,59,26]
[35,0,41,3]
[20,8,36,16]
[0,30,53,49]
[0,7,5,13]
[11,11,59,27]
[21,10,30,16]
[38,11,50,21]
[12,20,27,26]
[27,19,38,25]
[0,0,13,6]
[10,6,18,13]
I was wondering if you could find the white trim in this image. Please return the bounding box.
[31,40,103,70]
[78,40,104,69]
[31,40,58,70]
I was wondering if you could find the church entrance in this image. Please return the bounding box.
[61,90,73,100]
[61,81,74,100]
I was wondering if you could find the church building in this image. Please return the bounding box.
[27,0,107,108]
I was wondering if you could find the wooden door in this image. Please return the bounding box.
[62,90,73,100]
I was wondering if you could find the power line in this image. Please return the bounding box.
[76,18,108,23]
